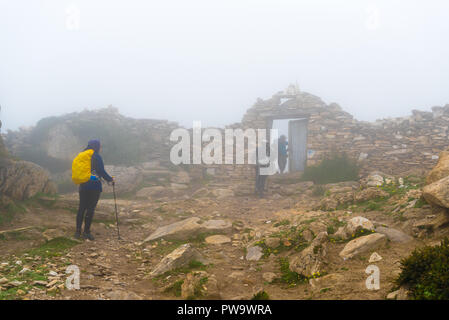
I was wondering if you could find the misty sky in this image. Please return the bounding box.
[1,0,449,131]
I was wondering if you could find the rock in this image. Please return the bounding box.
[211,188,235,199]
[0,277,8,285]
[413,210,449,232]
[354,188,389,203]
[396,287,410,300]
[246,246,263,261]
[181,271,208,299]
[375,226,413,243]
[339,233,387,260]
[0,159,56,200]
[426,151,449,185]
[105,290,143,300]
[265,237,280,248]
[302,229,314,242]
[365,173,385,187]
[423,176,449,208]
[368,252,383,263]
[289,232,328,277]
[8,280,24,287]
[345,216,375,235]
[205,235,231,245]
[200,220,232,233]
[262,272,277,283]
[386,290,399,300]
[149,244,206,277]
[144,217,232,243]
[144,217,202,242]
[333,227,348,239]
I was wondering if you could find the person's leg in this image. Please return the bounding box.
[255,166,260,195]
[75,189,88,238]
[83,190,101,240]
[279,155,286,173]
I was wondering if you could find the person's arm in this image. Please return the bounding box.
[94,154,113,182]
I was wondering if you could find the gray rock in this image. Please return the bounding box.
[246,246,263,261]
[339,233,387,260]
[144,217,202,242]
[0,159,56,200]
[375,226,413,243]
[345,216,375,235]
[149,243,206,277]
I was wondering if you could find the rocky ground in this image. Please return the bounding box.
[1,171,449,300]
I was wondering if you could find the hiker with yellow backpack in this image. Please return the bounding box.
[72,140,114,240]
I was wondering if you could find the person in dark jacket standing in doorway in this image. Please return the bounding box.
[75,139,114,240]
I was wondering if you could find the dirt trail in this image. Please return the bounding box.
[0,180,445,300]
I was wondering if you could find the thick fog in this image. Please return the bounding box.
[1,0,449,131]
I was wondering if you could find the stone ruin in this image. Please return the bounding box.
[197,85,449,185]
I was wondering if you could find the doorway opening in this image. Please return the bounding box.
[269,117,308,174]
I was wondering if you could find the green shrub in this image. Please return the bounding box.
[395,238,449,300]
[252,291,270,300]
[301,152,359,184]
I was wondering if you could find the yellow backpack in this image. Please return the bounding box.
[72,149,95,185]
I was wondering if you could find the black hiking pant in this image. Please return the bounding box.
[255,165,268,197]
[76,189,101,234]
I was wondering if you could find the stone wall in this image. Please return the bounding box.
[238,89,449,176]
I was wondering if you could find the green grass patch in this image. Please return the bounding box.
[301,152,359,184]
[164,280,184,297]
[26,237,80,258]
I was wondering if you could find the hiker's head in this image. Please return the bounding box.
[280,135,287,142]
[87,139,101,153]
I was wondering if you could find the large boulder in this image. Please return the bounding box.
[426,151,449,185]
[339,233,387,260]
[149,244,206,277]
[422,175,449,208]
[0,159,56,201]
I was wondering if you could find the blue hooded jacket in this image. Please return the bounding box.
[79,140,113,192]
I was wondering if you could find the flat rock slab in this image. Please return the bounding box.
[149,243,206,277]
[339,233,387,260]
[144,217,201,242]
[201,220,232,233]
[144,217,232,242]
[375,226,413,243]
[205,235,231,245]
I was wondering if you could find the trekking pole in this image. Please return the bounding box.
[112,181,122,240]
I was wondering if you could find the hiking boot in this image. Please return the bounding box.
[82,232,95,241]
[74,230,81,239]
